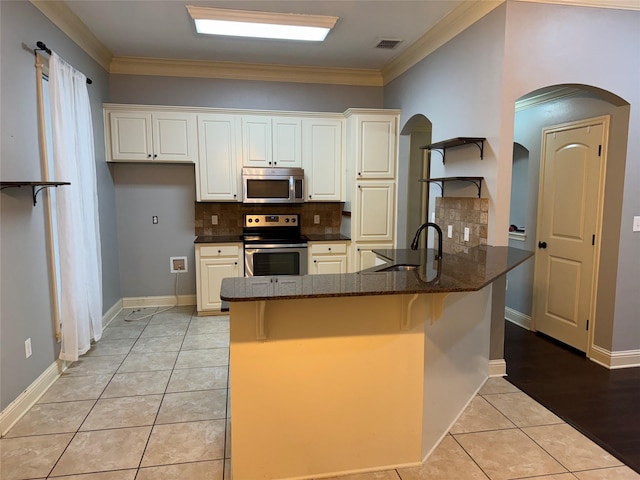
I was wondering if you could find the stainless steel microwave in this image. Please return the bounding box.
[241,167,304,204]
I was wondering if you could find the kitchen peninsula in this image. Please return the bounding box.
[221,246,533,480]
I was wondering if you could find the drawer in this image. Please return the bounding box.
[310,243,348,255]
[199,244,241,257]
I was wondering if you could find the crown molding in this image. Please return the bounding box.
[381,1,504,85]
[515,0,640,10]
[30,1,112,71]
[515,86,583,111]
[110,56,384,87]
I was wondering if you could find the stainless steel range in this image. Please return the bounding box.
[243,214,308,277]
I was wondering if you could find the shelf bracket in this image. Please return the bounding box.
[0,182,70,206]
[457,178,482,198]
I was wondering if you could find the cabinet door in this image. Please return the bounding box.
[355,181,395,242]
[242,116,272,167]
[273,117,302,167]
[109,111,153,161]
[197,258,240,311]
[152,112,197,162]
[302,118,343,201]
[197,115,240,201]
[353,243,393,272]
[311,256,347,274]
[356,115,397,179]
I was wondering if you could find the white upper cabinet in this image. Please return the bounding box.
[242,116,302,168]
[108,110,197,163]
[196,114,241,202]
[349,114,398,179]
[302,118,343,202]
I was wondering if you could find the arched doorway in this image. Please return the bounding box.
[507,84,630,358]
[398,114,432,248]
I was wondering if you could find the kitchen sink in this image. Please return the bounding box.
[378,264,418,272]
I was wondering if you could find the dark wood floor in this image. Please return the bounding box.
[504,321,640,473]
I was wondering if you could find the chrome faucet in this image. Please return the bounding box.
[410,222,443,258]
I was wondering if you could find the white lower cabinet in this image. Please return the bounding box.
[352,243,393,272]
[354,181,395,242]
[309,242,349,274]
[196,244,243,312]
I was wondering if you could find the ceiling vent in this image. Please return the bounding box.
[375,39,402,50]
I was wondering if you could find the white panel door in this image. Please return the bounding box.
[242,116,272,167]
[197,114,240,201]
[273,117,302,167]
[357,116,397,179]
[534,119,606,352]
[355,181,395,242]
[109,111,152,161]
[302,118,343,201]
[152,112,197,162]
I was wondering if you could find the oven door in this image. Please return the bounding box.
[244,243,308,277]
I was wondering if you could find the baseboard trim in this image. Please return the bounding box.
[505,307,532,330]
[590,345,640,369]
[102,298,123,328]
[122,294,196,308]
[0,361,62,437]
[488,359,507,377]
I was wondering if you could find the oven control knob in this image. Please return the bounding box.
[248,218,253,223]
[255,219,260,223]
[285,218,290,223]
[291,218,296,223]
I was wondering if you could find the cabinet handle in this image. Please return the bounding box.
[358,172,361,176]
[147,154,152,158]
[233,194,237,198]
[153,154,157,158]
[218,250,221,254]
[314,260,317,263]
[328,248,332,251]
[309,195,312,199]
[234,262,238,265]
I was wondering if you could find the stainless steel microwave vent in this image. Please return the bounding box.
[375,39,402,49]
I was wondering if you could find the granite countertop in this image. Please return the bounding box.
[195,235,243,244]
[220,246,534,302]
[195,234,349,243]
[305,233,351,242]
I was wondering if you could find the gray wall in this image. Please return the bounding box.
[109,75,383,112]
[109,75,383,298]
[0,1,119,410]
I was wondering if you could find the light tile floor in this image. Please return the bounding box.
[2,306,639,480]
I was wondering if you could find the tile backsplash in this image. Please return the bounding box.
[194,202,344,237]
[435,197,489,254]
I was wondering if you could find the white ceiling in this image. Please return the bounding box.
[63,0,465,70]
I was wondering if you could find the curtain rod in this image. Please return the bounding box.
[35,41,93,85]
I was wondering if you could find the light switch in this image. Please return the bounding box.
[431,212,435,222]
[314,215,320,224]
[633,216,640,232]
[447,225,453,238]
[211,215,218,225]
[464,227,470,242]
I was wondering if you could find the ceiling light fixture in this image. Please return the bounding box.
[186,6,338,42]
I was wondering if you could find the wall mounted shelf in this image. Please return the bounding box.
[0,181,70,206]
[420,137,485,164]
[419,177,483,198]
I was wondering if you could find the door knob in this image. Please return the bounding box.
[538,241,547,249]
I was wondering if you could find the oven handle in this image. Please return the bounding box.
[244,243,308,249]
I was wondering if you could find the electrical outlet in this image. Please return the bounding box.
[314,215,320,224]
[25,338,32,358]
[464,227,470,242]
[170,256,187,273]
[447,225,453,238]
[431,212,435,222]
[633,216,640,232]
[211,215,218,225]
[152,216,158,224]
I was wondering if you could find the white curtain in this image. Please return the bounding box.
[49,52,103,361]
